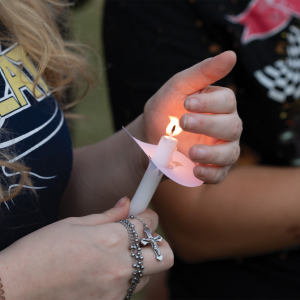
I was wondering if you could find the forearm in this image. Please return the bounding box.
[59,115,148,218]
[152,165,300,262]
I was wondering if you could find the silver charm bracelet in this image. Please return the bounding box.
[116,219,144,300]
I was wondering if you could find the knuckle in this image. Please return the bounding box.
[207,167,226,184]
[230,145,240,164]
[170,72,183,87]
[202,147,217,164]
[224,88,236,107]
[199,63,213,81]
[147,209,159,229]
[104,227,124,247]
[217,168,229,184]
[165,249,175,268]
[189,145,198,161]
[150,209,159,221]
[199,98,208,110]
[228,98,236,113]
[195,115,205,128]
[106,235,122,248]
[206,115,214,130]
[212,168,222,184]
[102,209,116,220]
[240,119,244,133]
[224,87,235,97]
[230,116,242,140]
[152,210,159,224]
[211,147,220,163]
[160,240,174,268]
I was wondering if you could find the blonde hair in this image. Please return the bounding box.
[0,0,94,202]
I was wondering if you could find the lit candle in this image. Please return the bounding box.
[128,117,182,216]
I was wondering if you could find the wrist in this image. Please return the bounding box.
[126,114,146,142]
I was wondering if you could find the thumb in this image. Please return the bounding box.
[79,197,130,225]
[101,196,131,223]
[169,50,237,95]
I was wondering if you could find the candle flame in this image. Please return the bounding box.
[166,116,182,136]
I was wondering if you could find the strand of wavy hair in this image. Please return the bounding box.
[0,0,95,205]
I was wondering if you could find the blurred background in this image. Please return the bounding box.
[71,1,145,299]
[71,0,113,148]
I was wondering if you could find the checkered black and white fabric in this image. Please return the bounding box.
[254,25,300,103]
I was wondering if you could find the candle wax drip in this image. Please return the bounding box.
[149,155,182,169]
[168,160,183,169]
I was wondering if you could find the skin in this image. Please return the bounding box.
[144,104,300,299]
[0,51,242,299]
[60,51,242,218]
[0,199,174,300]
[151,100,300,262]
[146,162,300,299]
[153,165,300,262]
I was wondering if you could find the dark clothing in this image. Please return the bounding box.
[103,0,300,298]
[170,251,300,299]
[103,0,300,167]
[0,43,72,250]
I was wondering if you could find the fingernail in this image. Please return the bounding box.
[197,148,207,160]
[184,98,189,110]
[195,165,206,178]
[184,116,198,130]
[114,197,128,208]
[186,98,199,111]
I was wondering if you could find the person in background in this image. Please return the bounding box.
[103,0,300,298]
[0,1,240,299]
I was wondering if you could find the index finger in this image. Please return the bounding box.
[129,209,159,237]
[114,209,160,243]
[184,87,237,114]
[169,51,236,95]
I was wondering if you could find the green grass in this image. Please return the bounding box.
[71,1,145,299]
[71,0,114,148]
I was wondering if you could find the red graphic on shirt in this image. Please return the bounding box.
[227,0,300,44]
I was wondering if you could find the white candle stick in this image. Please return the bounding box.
[128,126,178,216]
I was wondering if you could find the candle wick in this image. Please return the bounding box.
[170,125,176,137]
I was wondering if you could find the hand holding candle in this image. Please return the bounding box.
[125,51,242,215]
[141,51,242,184]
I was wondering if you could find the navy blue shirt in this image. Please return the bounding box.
[0,43,72,250]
